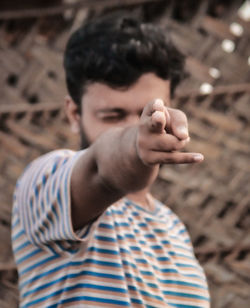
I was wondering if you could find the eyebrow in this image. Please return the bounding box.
[96,108,126,114]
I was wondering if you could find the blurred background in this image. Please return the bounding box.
[0,0,249,307]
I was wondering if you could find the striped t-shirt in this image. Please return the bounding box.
[12,149,210,308]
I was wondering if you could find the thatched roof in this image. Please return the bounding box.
[0,1,249,307]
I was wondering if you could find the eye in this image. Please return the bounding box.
[99,110,127,123]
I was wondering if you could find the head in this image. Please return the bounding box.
[64,11,185,149]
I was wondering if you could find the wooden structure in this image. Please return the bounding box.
[0,1,249,307]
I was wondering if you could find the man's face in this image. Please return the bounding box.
[69,73,171,148]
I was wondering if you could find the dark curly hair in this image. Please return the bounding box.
[64,12,185,109]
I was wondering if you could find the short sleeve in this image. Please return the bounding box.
[15,149,91,249]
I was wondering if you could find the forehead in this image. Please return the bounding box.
[81,73,170,111]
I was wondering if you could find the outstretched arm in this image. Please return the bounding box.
[70,99,203,229]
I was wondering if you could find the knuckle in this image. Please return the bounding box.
[163,155,174,164]
[174,139,187,151]
[173,142,182,151]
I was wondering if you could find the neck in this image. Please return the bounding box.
[126,188,155,212]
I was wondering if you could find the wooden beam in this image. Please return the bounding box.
[0,0,162,20]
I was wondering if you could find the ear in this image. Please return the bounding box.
[65,96,81,134]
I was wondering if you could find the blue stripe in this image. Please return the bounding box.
[173,244,192,252]
[30,162,49,228]
[169,303,205,308]
[114,221,129,227]
[87,247,118,255]
[56,189,63,213]
[135,258,148,264]
[151,245,163,250]
[23,280,127,298]
[51,160,59,174]
[12,217,20,229]
[157,256,170,262]
[161,268,178,273]
[20,255,60,275]
[140,270,153,276]
[122,259,136,269]
[128,285,164,302]
[144,251,154,258]
[95,235,116,242]
[21,258,123,288]
[153,228,166,233]
[34,185,39,199]
[80,223,92,238]
[14,240,30,253]
[36,220,49,242]
[125,233,135,239]
[112,210,125,215]
[12,229,25,241]
[125,273,143,283]
[84,258,122,268]
[175,263,198,269]
[17,248,42,265]
[51,204,59,221]
[131,298,143,304]
[169,251,194,260]
[130,246,141,251]
[99,223,114,229]
[163,290,209,301]
[182,273,206,280]
[22,270,124,295]
[119,247,131,254]
[146,282,158,288]
[40,199,45,215]
[123,258,179,275]
[132,211,139,216]
[161,240,170,245]
[42,174,47,185]
[179,228,187,234]
[159,279,207,290]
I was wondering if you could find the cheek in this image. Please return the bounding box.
[81,117,111,143]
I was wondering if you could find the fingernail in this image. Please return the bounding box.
[153,110,164,121]
[178,126,188,138]
[193,154,204,162]
[154,98,164,109]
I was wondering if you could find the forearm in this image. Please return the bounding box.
[70,125,157,229]
[93,125,157,194]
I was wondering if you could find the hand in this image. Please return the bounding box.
[136,99,204,165]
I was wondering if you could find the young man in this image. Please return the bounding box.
[12,12,210,307]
